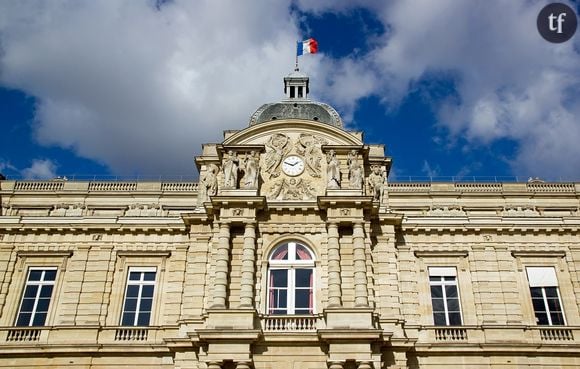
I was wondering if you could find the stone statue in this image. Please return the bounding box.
[297,133,326,177]
[326,150,340,189]
[264,133,290,178]
[197,164,219,206]
[348,150,363,189]
[223,151,239,188]
[368,165,385,202]
[241,151,259,189]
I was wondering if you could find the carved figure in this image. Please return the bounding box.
[297,134,326,177]
[241,151,259,189]
[264,133,290,178]
[268,178,316,201]
[223,151,239,188]
[197,164,219,206]
[348,150,363,189]
[326,150,340,189]
[368,165,385,202]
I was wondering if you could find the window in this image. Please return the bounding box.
[526,267,565,325]
[16,268,57,327]
[429,267,462,326]
[120,268,157,326]
[267,242,315,315]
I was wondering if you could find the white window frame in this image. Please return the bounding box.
[267,242,315,315]
[120,267,157,327]
[15,267,58,327]
[526,267,566,326]
[428,267,463,326]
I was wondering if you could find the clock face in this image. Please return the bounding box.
[282,155,305,176]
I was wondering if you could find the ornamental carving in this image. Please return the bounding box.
[197,164,219,206]
[264,133,291,178]
[268,178,316,201]
[296,133,327,177]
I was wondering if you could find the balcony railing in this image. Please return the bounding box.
[539,327,574,341]
[5,328,43,342]
[261,315,322,332]
[114,328,149,341]
[434,327,468,341]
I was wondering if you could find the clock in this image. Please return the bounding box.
[282,155,305,176]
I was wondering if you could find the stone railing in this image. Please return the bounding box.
[114,328,149,341]
[161,182,199,192]
[455,183,502,192]
[261,315,322,332]
[416,325,579,346]
[527,183,576,193]
[538,327,574,341]
[388,183,431,192]
[14,181,65,192]
[4,328,43,342]
[88,181,138,192]
[434,327,468,341]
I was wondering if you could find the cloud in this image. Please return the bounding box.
[0,1,305,175]
[21,159,57,179]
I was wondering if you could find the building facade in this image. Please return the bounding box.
[0,72,579,368]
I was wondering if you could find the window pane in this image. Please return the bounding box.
[544,287,559,298]
[32,312,47,326]
[43,270,57,281]
[273,289,287,309]
[446,298,460,312]
[129,272,141,281]
[295,245,312,260]
[137,312,151,326]
[295,289,310,309]
[547,298,562,312]
[433,313,446,326]
[271,245,288,260]
[126,285,139,297]
[24,285,38,298]
[535,312,549,325]
[140,298,153,312]
[20,298,35,312]
[550,312,565,326]
[143,272,156,281]
[448,313,462,325]
[121,312,135,326]
[141,285,155,297]
[36,298,50,312]
[28,270,43,281]
[530,287,543,298]
[124,298,137,312]
[532,298,546,312]
[445,285,458,298]
[271,269,288,287]
[430,286,443,298]
[39,285,53,298]
[295,269,312,288]
[431,298,444,312]
[16,313,32,326]
[429,276,442,282]
[295,308,311,315]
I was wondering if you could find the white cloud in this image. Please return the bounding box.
[21,159,58,179]
[0,1,306,175]
[1,0,580,179]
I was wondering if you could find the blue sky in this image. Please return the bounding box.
[1,0,579,181]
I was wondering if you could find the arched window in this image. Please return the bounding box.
[267,242,315,315]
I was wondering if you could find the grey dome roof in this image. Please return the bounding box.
[249,100,343,128]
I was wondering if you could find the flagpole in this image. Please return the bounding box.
[295,41,299,71]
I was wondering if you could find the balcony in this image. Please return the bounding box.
[261,315,324,332]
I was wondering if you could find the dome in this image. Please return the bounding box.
[249,100,343,128]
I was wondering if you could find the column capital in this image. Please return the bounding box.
[328,361,344,369]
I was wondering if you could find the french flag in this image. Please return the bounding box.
[297,38,318,56]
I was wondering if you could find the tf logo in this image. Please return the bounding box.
[537,2,578,43]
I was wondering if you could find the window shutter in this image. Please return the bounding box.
[526,267,558,287]
[428,267,457,277]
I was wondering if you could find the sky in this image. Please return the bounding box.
[1,0,579,182]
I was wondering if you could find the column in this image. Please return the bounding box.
[239,222,256,308]
[357,362,373,369]
[328,361,344,369]
[207,361,222,369]
[353,222,369,307]
[327,222,342,307]
[235,361,252,369]
[212,222,230,308]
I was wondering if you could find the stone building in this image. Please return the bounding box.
[0,71,579,369]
